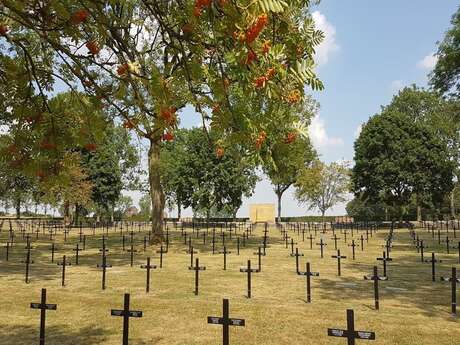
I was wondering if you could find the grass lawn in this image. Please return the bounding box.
[0,221,458,344]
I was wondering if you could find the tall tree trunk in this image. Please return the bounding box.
[276,190,282,223]
[148,139,165,240]
[15,198,21,219]
[450,191,456,219]
[321,209,325,223]
[416,194,422,222]
[63,201,70,225]
[177,200,182,220]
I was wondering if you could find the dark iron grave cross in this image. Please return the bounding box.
[207,298,245,345]
[111,293,143,345]
[307,234,315,249]
[73,243,82,265]
[57,255,72,287]
[364,266,387,310]
[327,309,376,345]
[290,248,304,274]
[219,246,231,270]
[348,240,358,260]
[140,257,157,293]
[97,253,112,290]
[240,259,259,298]
[424,252,442,282]
[253,246,264,272]
[376,251,392,277]
[440,267,460,315]
[332,250,347,276]
[316,238,327,258]
[30,288,57,345]
[187,245,198,267]
[416,240,428,262]
[127,244,137,267]
[331,234,341,250]
[189,257,206,295]
[298,262,319,303]
[22,244,34,283]
[156,245,167,268]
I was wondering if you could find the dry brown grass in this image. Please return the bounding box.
[0,222,458,344]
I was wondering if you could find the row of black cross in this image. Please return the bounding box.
[29,288,376,345]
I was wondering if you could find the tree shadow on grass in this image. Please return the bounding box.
[0,324,108,345]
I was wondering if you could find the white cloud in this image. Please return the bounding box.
[390,79,404,92]
[312,11,339,66]
[309,115,343,148]
[417,53,438,70]
[354,123,363,139]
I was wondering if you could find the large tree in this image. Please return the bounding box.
[262,96,318,222]
[162,127,258,219]
[0,1,324,238]
[430,6,460,98]
[352,109,455,220]
[295,160,349,221]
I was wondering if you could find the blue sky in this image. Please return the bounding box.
[127,1,460,218]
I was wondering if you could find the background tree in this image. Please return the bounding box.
[352,109,455,220]
[262,96,318,222]
[114,195,133,220]
[430,6,460,98]
[0,1,324,238]
[295,160,349,221]
[139,194,152,220]
[168,128,258,220]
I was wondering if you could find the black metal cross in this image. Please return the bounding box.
[416,240,428,262]
[111,293,143,345]
[73,243,82,265]
[30,288,57,345]
[22,245,34,283]
[364,266,387,310]
[376,251,392,277]
[207,299,245,345]
[127,244,137,267]
[348,240,357,260]
[189,257,206,295]
[290,247,304,274]
[140,257,157,293]
[316,238,327,258]
[440,267,460,315]
[424,252,442,282]
[298,262,319,303]
[156,245,167,268]
[240,259,259,298]
[331,234,341,250]
[307,234,315,249]
[97,254,112,290]
[57,255,71,287]
[332,250,347,276]
[253,246,264,272]
[219,246,231,270]
[327,309,376,345]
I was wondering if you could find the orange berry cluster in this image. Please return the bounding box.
[216,147,225,158]
[246,50,257,65]
[246,14,268,44]
[286,89,301,104]
[72,9,89,25]
[255,130,266,150]
[117,63,129,76]
[84,143,97,151]
[162,132,174,141]
[122,119,135,129]
[254,67,276,88]
[194,0,212,17]
[0,24,9,36]
[40,141,56,150]
[284,131,297,144]
[160,107,177,126]
[86,41,100,55]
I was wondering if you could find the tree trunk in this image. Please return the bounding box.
[177,200,182,220]
[321,209,325,223]
[450,191,456,219]
[416,194,422,222]
[15,198,21,219]
[63,201,70,225]
[276,190,282,223]
[148,139,165,240]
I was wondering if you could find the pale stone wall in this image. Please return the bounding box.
[249,204,276,224]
